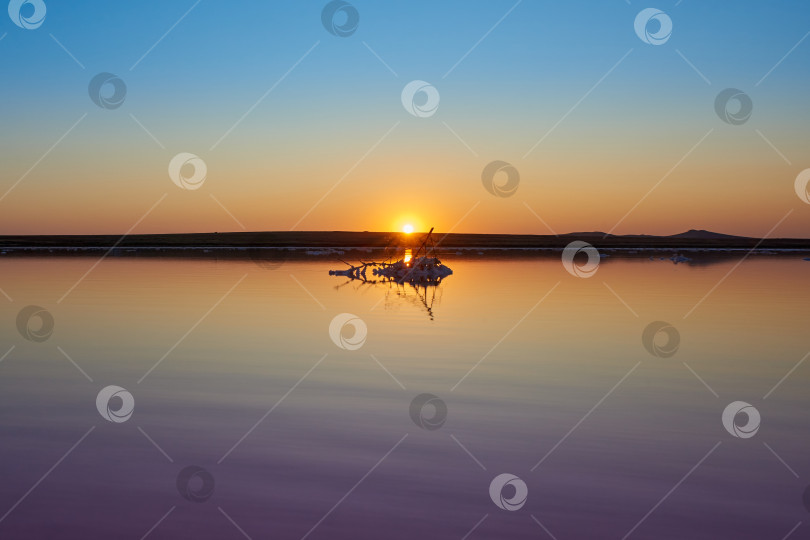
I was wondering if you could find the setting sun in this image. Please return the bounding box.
[403,224,414,234]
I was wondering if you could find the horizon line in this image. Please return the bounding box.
[1,229,809,241]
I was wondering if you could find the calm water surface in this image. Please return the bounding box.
[0,256,808,539]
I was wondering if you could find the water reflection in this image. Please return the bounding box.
[1,256,809,538]
[329,247,448,320]
[380,279,443,320]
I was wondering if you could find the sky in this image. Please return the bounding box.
[1,0,809,237]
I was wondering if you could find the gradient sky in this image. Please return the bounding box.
[1,0,809,236]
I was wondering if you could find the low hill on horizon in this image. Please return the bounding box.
[666,229,751,240]
[561,229,752,240]
[0,229,808,252]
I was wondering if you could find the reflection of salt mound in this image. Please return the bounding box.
[329,257,452,283]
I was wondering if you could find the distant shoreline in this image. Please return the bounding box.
[1,231,809,255]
